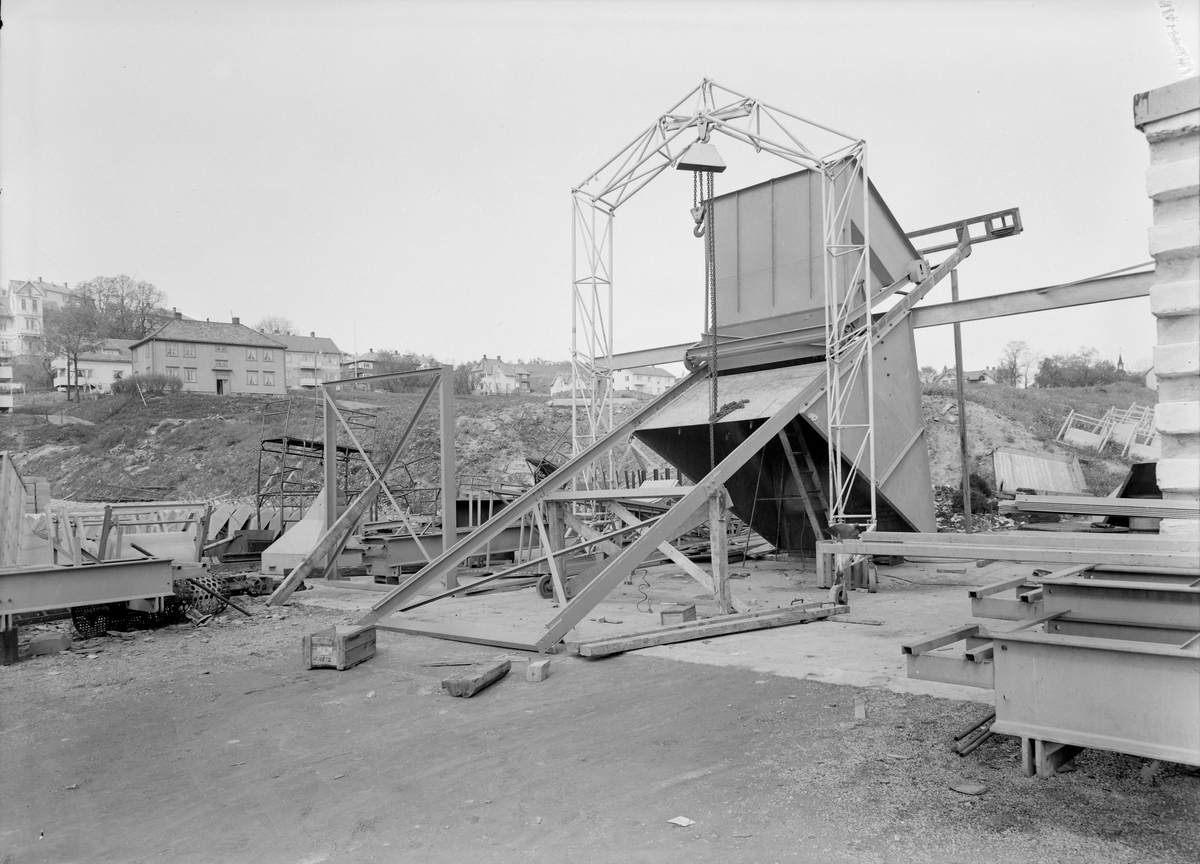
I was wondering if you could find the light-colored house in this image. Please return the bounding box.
[474,355,530,395]
[934,366,998,386]
[550,371,594,398]
[1,279,69,356]
[130,314,286,395]
[271,332,345,389]
[52,338,135,393]
[614,365,675,395]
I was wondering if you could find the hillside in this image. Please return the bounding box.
[0,380,1155,504]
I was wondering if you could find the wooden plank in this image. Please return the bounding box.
[709,490,732,615]
[442,659,511,698]
[777,432,824,541]
[575,602,847,657]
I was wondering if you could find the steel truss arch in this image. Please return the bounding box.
[571,79,876,527]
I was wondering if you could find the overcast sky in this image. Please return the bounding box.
[2,0,1196,373]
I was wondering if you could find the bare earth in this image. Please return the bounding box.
[1,564,1197,864]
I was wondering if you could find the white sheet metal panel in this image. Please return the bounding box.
[992,446,1085,494]
[636,363,825,431]
[712,168,920,338]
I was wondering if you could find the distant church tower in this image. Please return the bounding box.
[1117,353,1125,372]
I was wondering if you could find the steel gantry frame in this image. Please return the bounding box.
[570,79,876,525]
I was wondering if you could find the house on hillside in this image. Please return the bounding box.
[474,355,530,394]
[933,366,999,386]
[51,338,135,393]
[129,314,286,395]
[550,372,594,398]
[614,366,675,395]
[271,332,344,389]
[1,279,70,356]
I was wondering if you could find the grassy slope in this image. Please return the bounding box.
[923,379,1157,493]
[1,381,1156,502]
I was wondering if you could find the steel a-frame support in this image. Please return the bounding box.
[358,365,835,652]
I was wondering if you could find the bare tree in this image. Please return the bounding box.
[72,275,167,339]
[996,341,1029,387]
[44,299,103,402]
[256,315,296,335]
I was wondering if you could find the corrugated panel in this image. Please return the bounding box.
[993,447,1085,495]
[636,364,825,431]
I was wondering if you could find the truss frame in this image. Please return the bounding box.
[570,78,875,525]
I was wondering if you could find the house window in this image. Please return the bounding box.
[184,367,196,383]
[131,348,138,361]
[246,348,257,361]
[263,371,275,386]
[285,368,294,381]
[84,369,94,378]
[247,370,259,385]
[165,343,179,357]
[20,299,26,311]
[31,299,38,312]
[0,340,9,352]
[166,366,179,377]
[262,349,273,362]
[103,348,119,356]
[302,353,314,365]
[183,344,196,358]
[216,345,227,353]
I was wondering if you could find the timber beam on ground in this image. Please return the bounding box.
[574,601,848,657]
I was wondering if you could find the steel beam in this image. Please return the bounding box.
[0,558,175,626]
[909,268,1155,329]
[537,371,828,650]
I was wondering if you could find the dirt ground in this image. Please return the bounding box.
[2,564,1198,864]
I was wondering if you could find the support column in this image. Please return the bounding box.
[322,387,338,579]
[709,488,732,614]
[951,269,973,533]
[440,366,457,589]
[1135,77,1200,538]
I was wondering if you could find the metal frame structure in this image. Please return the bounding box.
[570,79,875,525]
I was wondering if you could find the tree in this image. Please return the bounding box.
[256,315,296,335]
[918,365,938,385]
[996,341,1029,387]
[72,275,167,339]
[1034,346,1126,389]
[454,362,481,395]
[43,299,102,402]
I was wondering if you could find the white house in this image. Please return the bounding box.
[550,371,594,398]
[52,338,136,393]
[1,278,70,356]
[614,366,675,395]
[474,355,530,395]
[933,366,998,386]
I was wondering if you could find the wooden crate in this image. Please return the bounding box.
[302,624,376,670]
[660,604,696,625]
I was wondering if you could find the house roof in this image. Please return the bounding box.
[625,365,675,379]
[270,333,342,354]
[131,319,286,350]
[474,357,528,377]
[55,338,137,364]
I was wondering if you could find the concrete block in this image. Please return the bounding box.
[660,604,697,626]
[27,632,71,656]
[1153,342,1200,377]
[526,658,551,683]
[1151,279,1200,317]
[1160,518,1200,539]
[1149,220,1200,260]
[1156,401,1200,435]
[1143,108,1200,144]
[1156,457,1200,494]
[1148,157,1200,201]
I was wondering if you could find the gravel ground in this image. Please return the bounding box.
[1,592,1197,863]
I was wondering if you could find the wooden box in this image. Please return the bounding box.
[660,604,697,626]
[303,624,376,670]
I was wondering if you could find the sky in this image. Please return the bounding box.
[2,0,1197,374]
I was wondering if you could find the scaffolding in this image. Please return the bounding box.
[255,396,377,532]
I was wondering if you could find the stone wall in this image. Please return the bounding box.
[1134,77,1200,537]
